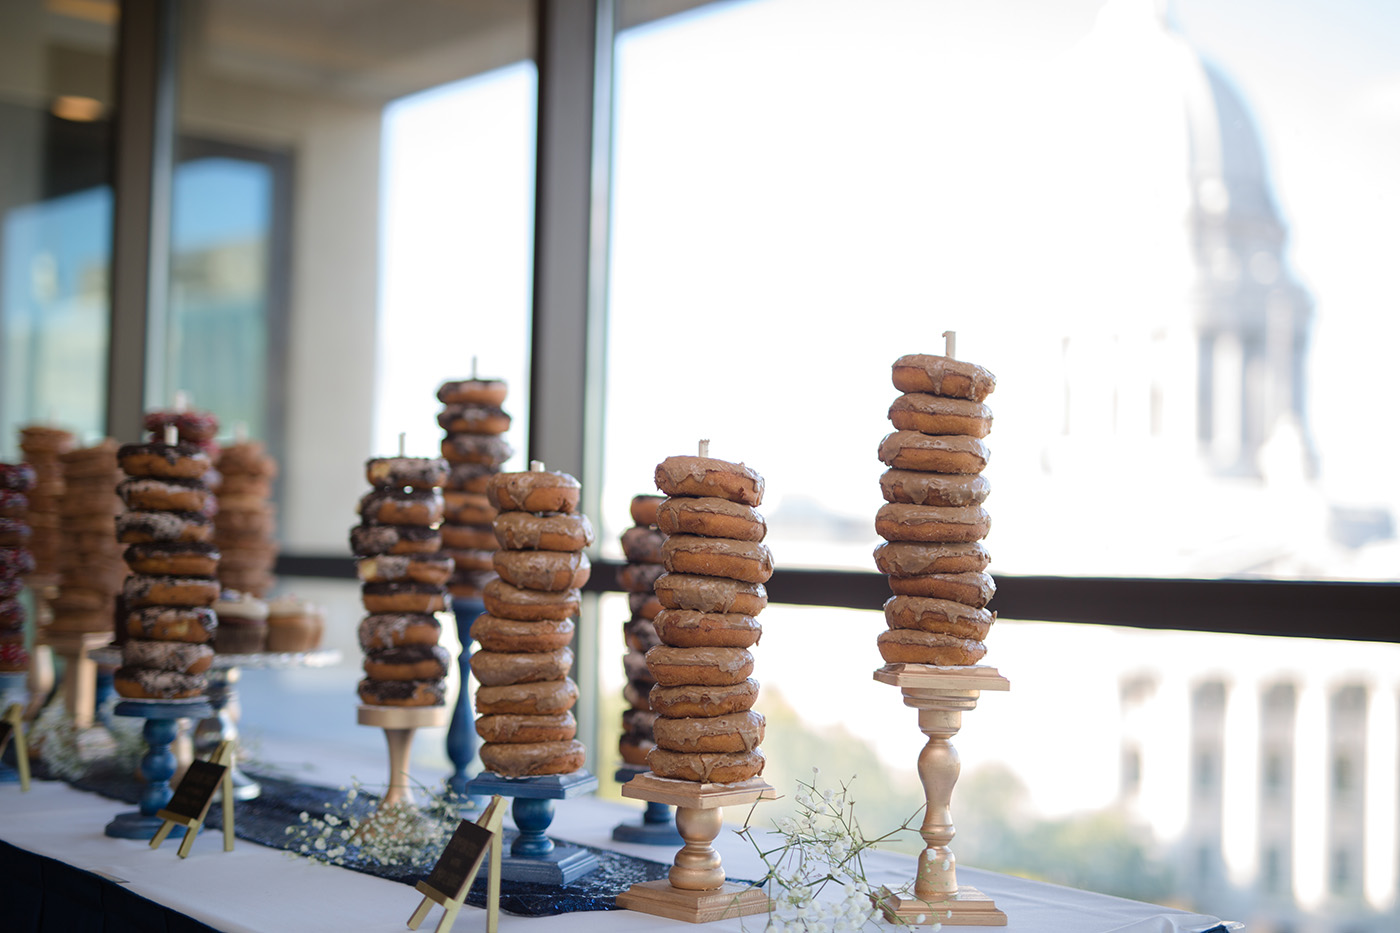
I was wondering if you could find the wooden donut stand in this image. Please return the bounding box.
[616,772,776,923]
[873,663,1009,926]
[358,703,450,807]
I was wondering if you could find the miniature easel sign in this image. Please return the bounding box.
[409,795,505,933]
[1,702,31,791]
[151,740,235,857]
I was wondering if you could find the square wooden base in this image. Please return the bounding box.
[876,886,1007,926]
[617,880,771,924]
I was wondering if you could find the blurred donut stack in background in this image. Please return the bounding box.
[0,462,37,672]
[48,441,127,635]
[470,467,590,777]
[646,452,770,784]
[18,425,73,586]
[616,494,666,769]
[353,454,451,708]
[112,434,220,699]
[874,348,998,667]
[436,377,513,603]
[214,440,279,597]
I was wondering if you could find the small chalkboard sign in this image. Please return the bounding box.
[409,795,504,933]
[1,703,29,791]
[151,740,235,857]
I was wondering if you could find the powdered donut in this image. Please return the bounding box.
[117,442,211,480]
[653,710,765,754]
[472,614,575,653]
[888,393,993,437]
[123,542,220,577]
[475,712,577,744]
[646,646,754,687]
[357,678,446,707]
[891,353,997,401]
[442,491,496,526]
[876,629,987,666]
[364,456,449,489]
[647,747,765,784]
[363,644,452,681]
[126,606,217,644]
[121,640,214,675]
[880,469,990,508]
[356,553,454,586]
[480,739,585,777]
[877,432,989,474]
[654,573,767,616]
[350,524,442,556]
[482,579,580,621]
[662,535,774,584]
[357,613,443,650]
[873,540,991,576]
[117,477,214,513]
[470,647,573,686]
[476,678,579,715]
[884,595,994,640]
[438,378,508,406]
[620,526,666,564]
[358,488,444,526]
[887,571,996,607]
[486,470,581,514]
[116,510,213,544]
[653,609,761,648]
[441,434,512,467]
[875,503,991,544]
[655,456,764,506]
[437,404,511,435]
[123,574,220,609]
[360,581,446,614]
[114,666,206,699]
[492,550,590,592]
[655,497,766,542]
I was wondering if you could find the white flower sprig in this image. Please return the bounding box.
[737,769,938,932]
[283,778,470,869]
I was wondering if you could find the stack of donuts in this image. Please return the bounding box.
[0,462,36,673]
[214,441,279,597]
[113,439,220,699]
[617,494,666,768]
[874,351,998,667]
[646,453,771,785]
[19,425,73,585]
[353,455,452,708]
[437,378,513,602]
[48,441,128,634]
[470,466,591,777]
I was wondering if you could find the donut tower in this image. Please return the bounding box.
[437,372,513,601]
[0,462,36,675]
[617,494,666,770]
[469,462,590,778]
[213,438,279,598]
[47,441,127,636]
[18,425,72,586]
[112,428,220,702]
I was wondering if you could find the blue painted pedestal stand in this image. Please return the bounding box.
[446,597,486,805]
[465,769,600,884]
[105,698,213,839]
[612,764,682,845]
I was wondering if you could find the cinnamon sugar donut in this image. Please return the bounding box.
[873,540,991,576]
[358,488,444,526]
[357,678,446,707]
[654,573,767,616]
[476,678,579,715]
[365,456,449,490]
[492,549,590,592]
[350,524,442,556]
[887,570,996,607]
[493,511,594,552]
[121,640,214,675]
[655,497,766,542]
[438,378,508,406]
[480,739,585,777]
[470,647,573,686]
[360,581,446,614]
[653,710,765,754]
[358,613,443,650]
[126,606,217,644]
[875,503,991,544]
[442,491,496,526]
[117,477,214,514]
[486,470,581,514]
[655,456,764,506]
[475,712,577,744]
[662,535,774,584]
[891,353,997,401]
[647,748,765,784]
[363,644,451,681]
[117,442,211,480]
[114,667,206,699]
[620,526,666,564]
[646,646,754,687]
[482,579,580,621]
[876,629,987,666]
[472,614,575,653]
[884,595,994,641]
[877,432,989,474]
[888,393,993,437]
[630,495,665,527]
[438,404,511,435]
[880,469,990,508]
[654,609,761,648]
[356,553,455,586]
[124,542,220,577]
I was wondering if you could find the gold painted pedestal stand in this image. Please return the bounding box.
[873,664,1010,927]
[358,704,450,807]
[616,773,776,923]
[40,630,113,729]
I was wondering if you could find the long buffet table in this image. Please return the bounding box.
[0,774,1236,933]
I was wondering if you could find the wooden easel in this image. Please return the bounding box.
[1,702,31,791]
[150,739,236,858]
[408,794,505,933]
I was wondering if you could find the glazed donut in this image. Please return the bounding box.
[877,432,989,474]
[662,535,774,585]
[117,442,211,480]
[121,640,214,675]
[623,680,653,711]
[358,612,442,650]
[647,747,765,784]
[472,614,575,653]
[891,353,997,402]
[875,503,991,544]
[216,441,277,477]
[654,573,767,616]
[884,595,994,641]
[440,523,497,551]
[880,469,990,508]
[623,617,661,653]
[357,678,446,707]
[648,678,759,718]
[877,629,987,666]
[476,677,579,715]
[623,650,654,686]
[437,378,508,406]
[654,609,761,649]
[656,497,766,542]
[123,542,220,577]
[0,490,28,519]
[116,510,213,545]
[480,739,585,777]
[470,647,573,686]
[356,553,455,586]
[486,470,580,514]
[630,592,664,621]
[441,434,512,467]
[215,474,274,498]
[619,733,654,767]
[873,540,991,576]
[350,523,442,556]
[616,561,665,595]
[445,548,496,573]
[363,644,452,681]
[623,708,657,737]
[114,666,207,699]
[653,710,765,754]
[630,495,665,527]
[621,526,666,564]
[360,581,446,614]
[646,646,754,687]
[482,579,579,621]
[0,547,36,579]
[492,549,590,592]
[493,511,594,552]
[654,456,764,507]
[475,712,577,744]
[887,571,996,607]
[144,410,219,443]
[888,393,993,437]
[442,491,496,526]
[364,456,448,490]
[437,404,511,435]
[117,477,214,514]
[0,519,30,548]
[123,574,220,609]
[0,463,36,492]
[126,606,217,644]
[445,463,498,493]
[358,488,444,526]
